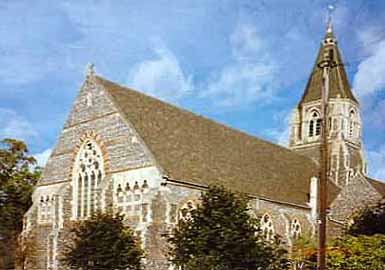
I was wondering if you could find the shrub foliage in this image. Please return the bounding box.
[62,212,144,270]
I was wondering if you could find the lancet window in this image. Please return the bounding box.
[179,200,197,221]
[39,195,53,223]
[260,213,275,241]
[308,111,321,137]
[73,140,104,219]
[349,109,356,138]
[114,179,149,222]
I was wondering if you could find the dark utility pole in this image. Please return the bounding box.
[317,44,334,270]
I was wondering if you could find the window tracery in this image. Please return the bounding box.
[73,140,104,219]
[260,213,275,241]
[290,218,301,239]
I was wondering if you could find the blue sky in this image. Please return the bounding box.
[1,0,385,180]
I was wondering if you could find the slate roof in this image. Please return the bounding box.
[299,31,358,105]
[328,181,341,206]
[96,76,318,206]
[367,177,385,197]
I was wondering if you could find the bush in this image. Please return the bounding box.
[62,212,144,270]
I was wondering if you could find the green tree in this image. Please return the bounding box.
[167,185,289,270]
[0,138,41,269]
[62,212,144,270]
[326,234,385,270]
[348,199,385,236]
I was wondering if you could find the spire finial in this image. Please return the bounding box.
[86,63,95,78]
[326,4,335,34]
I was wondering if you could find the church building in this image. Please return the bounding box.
[22,23,385,270]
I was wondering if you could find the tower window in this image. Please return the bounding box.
[309,120,314,137]
[308,110,321,138]
[349,109,356,138]
[315,119,322,136]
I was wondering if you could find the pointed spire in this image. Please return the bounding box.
[297,5,358,106]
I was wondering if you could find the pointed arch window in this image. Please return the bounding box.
[260,213,275,241]
[290,218,302,240]
[179,200,197,222]
[349,109,356,138]
[308,111,321,137]
[73,140,104,219]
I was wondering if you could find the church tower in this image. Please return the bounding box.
[289,22,367,188]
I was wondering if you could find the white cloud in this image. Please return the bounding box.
[203,64,275,107]
[353,28,385,134]
[201,24,276,107]
[264,110,291,146]
[364,99,385,130]
[230,24,265,61]
[126,44,193,103]
[366,144,385,180]
[353,39,385,97]
[0,108,37,141]
[34,148,52,167]
[0,1,69,85]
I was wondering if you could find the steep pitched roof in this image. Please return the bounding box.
[367,177,385,197]
[299,30,358,105]
[95,76,318,206]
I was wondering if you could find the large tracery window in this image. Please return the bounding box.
[308,111,321,138]
[73,140,104,219]
[260,213,275,241]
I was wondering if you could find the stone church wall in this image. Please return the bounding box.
[329,174,382,222]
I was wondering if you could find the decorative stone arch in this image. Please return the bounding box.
[260,213,275,241]
[70,131,110,219]
[290,218,302,240]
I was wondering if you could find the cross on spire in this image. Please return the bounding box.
[326,4,335,34]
